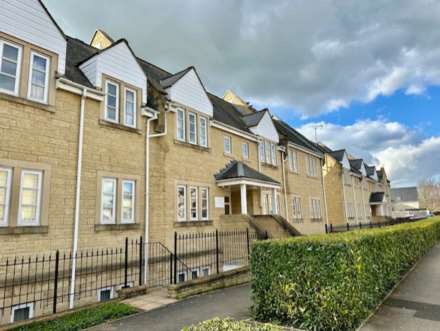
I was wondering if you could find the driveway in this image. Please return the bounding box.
[90,284,251,331]
[361,244,440,331]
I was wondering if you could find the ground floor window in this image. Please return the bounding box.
[310,198,322,220]
[292,196,302,221]
[11,303,34,323]
[98,287,113,302]
[176,184,210,222]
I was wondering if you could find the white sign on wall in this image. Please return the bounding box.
[215,197,225,208]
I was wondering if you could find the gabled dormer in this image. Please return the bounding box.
[161,66,213,118]
[330,149,351,170]
[242,110,279,143]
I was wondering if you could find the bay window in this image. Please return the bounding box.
[105,81,119,122]
[28,52,49,103]
[124,88,136,128]
[18,170,42,226]
[0,40,21,95]
[0,168,12,226]
[188,112,197,144]
[121,180,135,223]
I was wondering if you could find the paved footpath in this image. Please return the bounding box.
[361,244,440,331]
[89,284,251,331]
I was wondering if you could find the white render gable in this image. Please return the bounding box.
[361,162,367,177]
[249,112,279,143]
[341,152,351,170]
[79,41,147,103]
[0,0,67,74]
[166,69,213,117]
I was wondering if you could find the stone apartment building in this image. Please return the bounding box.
[319,147,392,227]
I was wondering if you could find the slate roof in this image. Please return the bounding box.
[365,165,377,178]
[241,110,266,128]
[349,159,363,175]
[391,187,418,203]
[160,67,193,89]
[329,149,346,162]
[273,119,323,155]
[65,36,97,88]
[208,93,251,133]
[370,192,385,203]
[215,160,280,184]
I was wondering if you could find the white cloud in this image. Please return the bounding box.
[299,120,440,186]
[43,0,440,115]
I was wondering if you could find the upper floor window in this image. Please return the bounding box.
[121,180,135,224]
[288,149,298,173]
[224,136,232,154]
[0,167,12,226]
[259,142,265,162]
[18,170,43,226]
[270,143,277,165]
[188,112,197,144]
[199,117,208,147]
[261,140,277,166]
[124,88,136,128]
[28,52,50,103]
[0,40,21,95]
[242,143,249,160]
[176,109,186,141]
[306,156,318,177]
[105,81,119,123]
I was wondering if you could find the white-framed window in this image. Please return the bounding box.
[310,198,322,220]
[105,81,119,123]
[97,287,114,302]
[306,156,318,177]
[288,150,298,173]
[121,180,135,224]
[189,186,198,221]
[199,116,208,147]
[200,187,209,220]
[188,112,197,144]
[292,196,302,220]
[28,52,49,103]
[124,88,136,128]
[177,185,187,222]
[176,108,186,141]
[191,269,199,280]
[18,170,42,226]
[347,202,355,219]
[358,203,363,220]
[224,195,231,215]
[270,143,276,165]
[259,142,265,162]
[242,143,249,160]
[177,272,187,283]
[11,303,34,323]
[101,178,117,224]
[265,141,271,164]
[0,167,12,227]
[0,40,22,95]
[202,267,210,277]
[224,136,231,154]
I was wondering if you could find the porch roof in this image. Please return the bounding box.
[215,160,280,188]
[370,192,385,205]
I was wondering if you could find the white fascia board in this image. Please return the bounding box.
[216,178,281,189]
[210,121,258,142]
[288,142,323,159]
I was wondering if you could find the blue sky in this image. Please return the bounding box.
[44,0,440,187]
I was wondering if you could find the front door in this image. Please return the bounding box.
[262,192,272,215]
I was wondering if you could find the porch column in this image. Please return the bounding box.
[272,188,277,215]
[240,184,248,215]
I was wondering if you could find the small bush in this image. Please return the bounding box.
[251,218,440,331]
[13,302,138,331]
[183,318,283,331]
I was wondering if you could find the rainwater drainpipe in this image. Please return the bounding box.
[144,109,168,285]
[320,157,329,227]
[281,149,289,221]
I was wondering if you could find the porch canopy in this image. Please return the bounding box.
[370,192,385,205]
[215,160,280,215]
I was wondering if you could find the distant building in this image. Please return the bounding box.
[391,187,420,211]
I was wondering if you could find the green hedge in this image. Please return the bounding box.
[251,218,440,331]
[12,302,138,331]
[182,318,283,331]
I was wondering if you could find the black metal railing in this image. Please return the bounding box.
[325,217,422,233]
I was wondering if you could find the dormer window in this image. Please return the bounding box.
[105,81,119,123]
[124,88,136,128]
[0,40,21,96]
[28,52,50,104]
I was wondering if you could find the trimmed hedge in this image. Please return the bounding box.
[182,318,283,331]
[251,218,440,330]
[12,302,138,331]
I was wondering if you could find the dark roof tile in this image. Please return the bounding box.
[215,160,279,184]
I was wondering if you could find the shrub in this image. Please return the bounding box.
[183,318,283,331]
[12,302,138,331]
[251,218,440,331]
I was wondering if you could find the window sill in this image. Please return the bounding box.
[0,225,49,235]
[174,139,210,152]
[94,223,140,232]
[292,218,303,223]
[174,220,213,227]
[310,218,323,223]
[0,92,55,113]
[262,163,278,169]
[99,119,142,134]
[288,170,299,175]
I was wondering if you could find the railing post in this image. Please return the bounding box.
[325,223,328,234]
[139,236,143,286]
[359,222,362,229]
[173,232,177,284]
[246,228,250,261]
[169,253,173,285]
[330,224,333,233]
[346,222,350,231]
[215,230,220,274]
[53,250,60,314]
[124,237,129,288]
